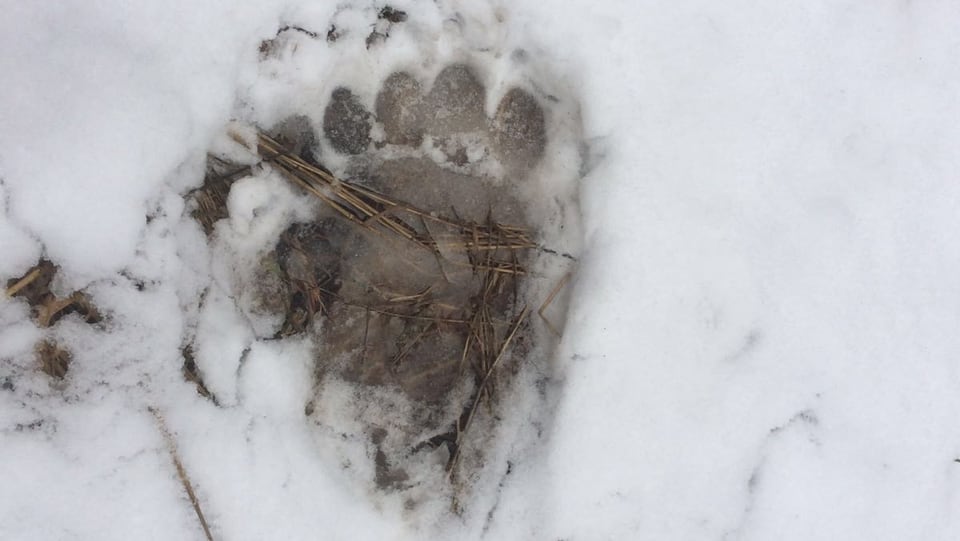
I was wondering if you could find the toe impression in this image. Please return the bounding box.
[323,87,373,155]
[492,87,546,174]
[376,71,425,147]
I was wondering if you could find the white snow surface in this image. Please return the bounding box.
[2,0,960,540]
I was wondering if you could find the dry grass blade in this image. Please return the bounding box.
[255,131,534,259]
[253,128,556,493]
[392,322,436,370]
[447,305,530,477]
[387,285,433,304]
[189,161,252,236]
[36,295,79,328]
[150,407,214,541]
[310,284,489,325]
[4,267,41,298]
[538,273,571,337]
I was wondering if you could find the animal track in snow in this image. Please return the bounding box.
[189,2,583,519]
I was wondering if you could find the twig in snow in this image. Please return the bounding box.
[150,407,214,541]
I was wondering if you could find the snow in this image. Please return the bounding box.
[0,0,280,285]
[3,0,960,540]
[516,1,960,539]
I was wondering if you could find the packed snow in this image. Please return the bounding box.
[3,0,960,540]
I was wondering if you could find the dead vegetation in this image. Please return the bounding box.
[255,133,536,258]
[181,345,218,405]
[181,158,253,401]
[4,259,101,327]
[188,157,251,236]
[35,339,71,380]
[5,259,102,381]
[187,128,572,500]
[150,407,214,541]
[253,131,543,482]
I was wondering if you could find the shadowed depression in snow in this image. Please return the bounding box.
[188,4,582,516]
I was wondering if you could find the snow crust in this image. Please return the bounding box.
[3,0,960,540]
